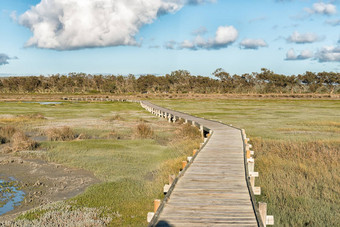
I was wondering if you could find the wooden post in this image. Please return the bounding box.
[169,174,175,185]
[163,184,170,194]
[200,125,204,138]
[250,176,255,187]
[154,199,161,213]
[182,161,187,170]
[248,160,254,173]
[172,116,177,123]
[147,212,154,223]
[259,202,267,227]
[246,150,251,159]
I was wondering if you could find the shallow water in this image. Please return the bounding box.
[23,101,62,105]
[0,177,25,216]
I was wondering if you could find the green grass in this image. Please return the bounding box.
[0,101,202,225]
[152,99,340,227]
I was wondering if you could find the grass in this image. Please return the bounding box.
[0,101,202,225]
[152,99,340,227]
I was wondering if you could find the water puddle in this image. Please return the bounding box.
[23,101,63,105]
[0,177,25,216]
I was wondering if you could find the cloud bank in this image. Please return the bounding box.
[240,39,267,49]
[315,46,340,62]
[287,31,320,44]
[19,0,213,50]
[285,48,313,60]
[305,2,337,15]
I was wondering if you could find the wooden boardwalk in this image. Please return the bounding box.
[141,101,260,227]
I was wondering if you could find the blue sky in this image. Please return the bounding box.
[0,0,339,77]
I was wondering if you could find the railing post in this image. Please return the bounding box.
[154,199,161,213]
[259,202,267,226]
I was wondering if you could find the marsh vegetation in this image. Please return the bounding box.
[0,101,202,226]
[153,99,340,227]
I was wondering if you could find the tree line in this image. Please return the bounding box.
[0,68,339,94]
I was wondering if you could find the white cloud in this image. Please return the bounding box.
[305,2,337,15]
[285,48,313,60]
[214,26,238,45]
[315,46,340,62]
[240,39,267,49]
[173,25,238,50]
[0,53,17,66]
[287,31,320,44]
[180,40,195,49]
[19,0,213,50]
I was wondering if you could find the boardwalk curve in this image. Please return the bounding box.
[141,101,263,227]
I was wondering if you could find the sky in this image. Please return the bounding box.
[0,0,339,77]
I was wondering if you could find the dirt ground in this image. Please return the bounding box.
[0,154,99,221]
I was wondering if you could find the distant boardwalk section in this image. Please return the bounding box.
[140,101,263,227]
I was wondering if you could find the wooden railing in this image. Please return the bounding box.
[140,101,274,227]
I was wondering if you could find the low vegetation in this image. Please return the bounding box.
[45,126,75,141]
[0,101,202,226]
[153,99,340,227]
[0,126,38,152]
[135,123,154,139]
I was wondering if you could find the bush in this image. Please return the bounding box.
[180,124,202,140]
[136,123,153,139]
[0,126,17,144]
[46,127,75,141]
[10,131,38,152]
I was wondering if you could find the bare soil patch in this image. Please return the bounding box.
[0,154,99,221]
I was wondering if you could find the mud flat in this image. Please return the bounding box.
[0,154,99,221]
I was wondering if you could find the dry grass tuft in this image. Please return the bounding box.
[107,114,124,121]
[135,123,153,139]
[176,119,185,124]
[46,127,76,141]
[138,118,149,123]
[10,131,38,152]
[0,126,17,143]
[180,124,202,140]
